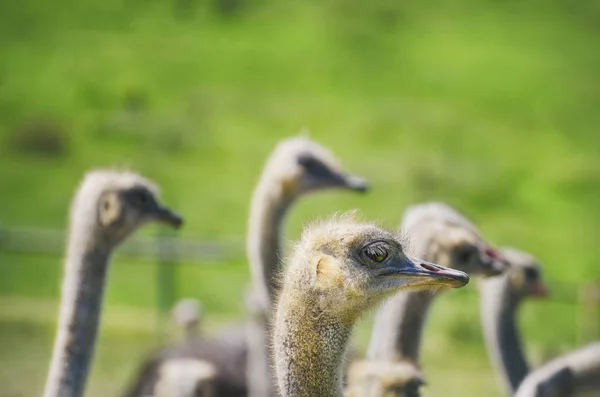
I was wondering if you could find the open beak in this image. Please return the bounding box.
[341,173,369,192]
[151,205,184,229]
[529,280,550,298]
[386,256,469,289]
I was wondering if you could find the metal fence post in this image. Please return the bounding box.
[156,227,180,342]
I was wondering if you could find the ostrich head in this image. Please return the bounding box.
[281,211,469,319]
[70,169,183,248]
[172,298,204,334]
[500,247,549,302]
[261,134,368,199]
[400,202,507,278]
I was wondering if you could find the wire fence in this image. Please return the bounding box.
[0,224,246,341]
[1,224,599,343]
[0,225,244,262]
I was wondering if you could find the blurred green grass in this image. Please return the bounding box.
[0,0,599,396]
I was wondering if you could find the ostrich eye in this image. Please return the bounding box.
[454,244,477,264]
[524,267,539,282]
[362,242,389,263]
[129,189,152,208]
[297,154,334,178]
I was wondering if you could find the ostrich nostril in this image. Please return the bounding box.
[485,248,501,259]
[420,263,440,272]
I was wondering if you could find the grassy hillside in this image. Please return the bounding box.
[0,0,599,396]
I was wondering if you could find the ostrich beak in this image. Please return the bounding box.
[529,280,550,298]
[383,256,469,288]
[152,205,184,229]
[342,173,369,192]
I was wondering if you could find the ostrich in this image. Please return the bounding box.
[247,135,368,312]
[480,248,600,397]
[122,299,216,397]
[246,135,368,397]
[345,361,424,397]
[121,134,368,397]
[272,212,470,397]
[479,247,549,395]
[172,298,205,340]
[245,287,272,397]
[514,342,600,397]
[350,202,506,397]
[42,169,183,397]
[153,358,217,397]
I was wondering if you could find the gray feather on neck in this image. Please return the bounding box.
[43,169,167,397]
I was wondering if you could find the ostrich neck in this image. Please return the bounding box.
[480,277,529,395]
[367,291,433,363]
[247,313,273,397]
[246,178,293,397]
[514,342,600,397]
[185,326,199,341]
[43,230,112,397]
[366,234,444,365]
[247,178,294,313]
[274,294,352,397]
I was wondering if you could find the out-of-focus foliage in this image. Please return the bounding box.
[0,0,599,396]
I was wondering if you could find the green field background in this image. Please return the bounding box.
[0,1,599,396]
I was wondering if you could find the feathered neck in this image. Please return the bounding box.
[43,217,114,397]
[247,175,294,313]
[273,290,353,397]
[480,275,529,395]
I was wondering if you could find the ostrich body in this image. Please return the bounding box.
[245,287,272,397]
[154,358,217,397]
[42,170,183,397]
[123,331,248,397]
[479,247,549,395]
[150,299,218,397]
[272,212,469,397]
[345,361,424,397]
[514,342,600,397]
[121,135,368,397]
[355,202,506,397]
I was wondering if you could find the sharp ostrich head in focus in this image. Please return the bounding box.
[401,202,506,277]
[273,212,469,397]
[500,247,549,302]
[262,135,368,199]
[72,170,183,248]
[283,212,470,317]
